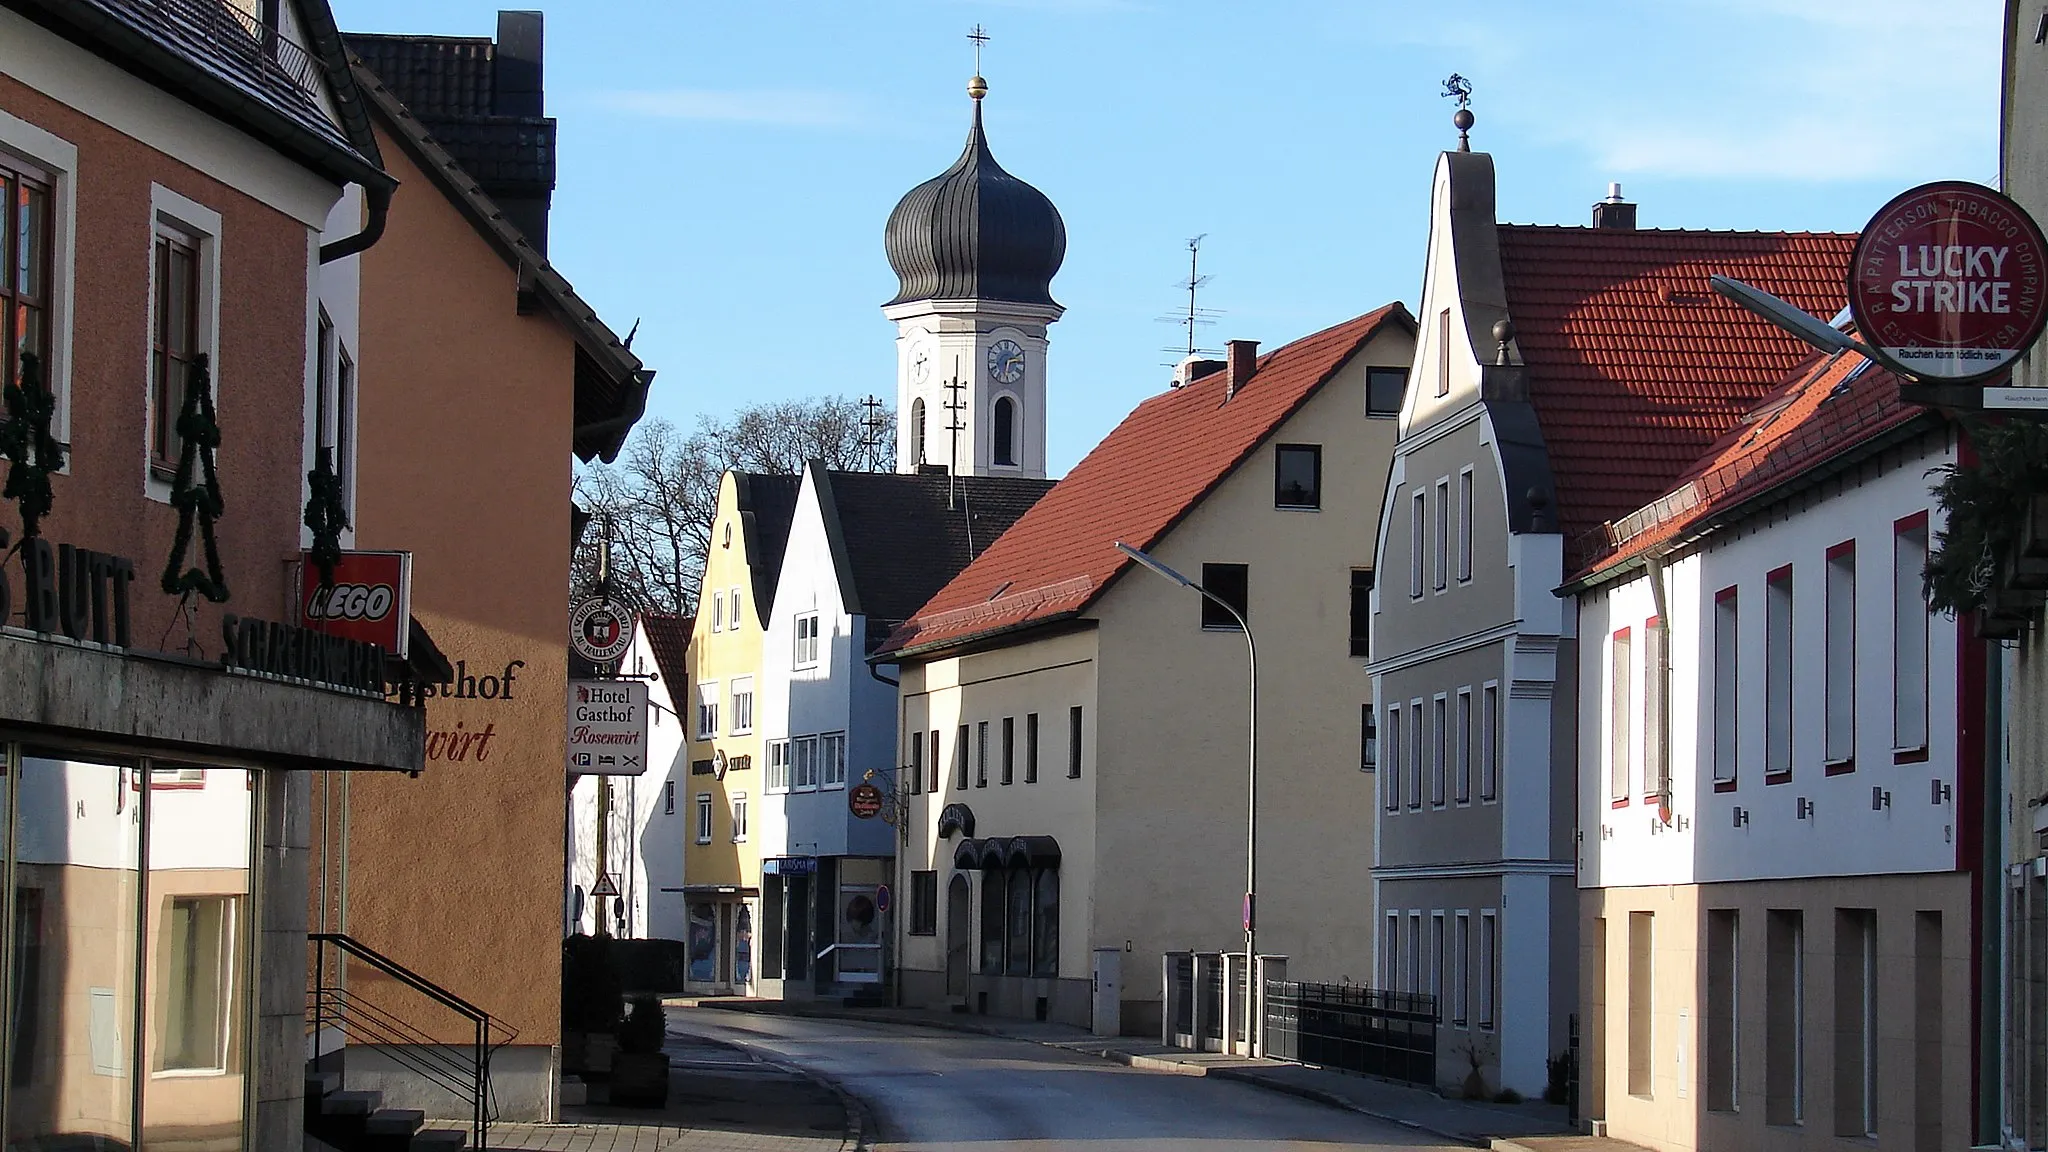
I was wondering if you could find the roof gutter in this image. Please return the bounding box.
[318,179,392,263]
[1557,411,1938,597]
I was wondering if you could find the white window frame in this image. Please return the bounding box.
[1610,628,1633,802]
[730,792,748,843]
[1457,467,1474,582]
[1479,910,1498,1030]
[730,586,744,629]
[1408,697,1424,811]
[0,111,78,446]
[1410,491,1426,598]
[1479,681,1499,803]
[1430,694,1448,808]
[1433,478,1451,592]
[694,793,713,844]
[819,731,847,789]
[729,676,754,735]
[793,734,819,791]
[1643,615,1665,801]
[145,185,222,504]
[766,740,790,792]
[1893,515,1930,755]
[711,591,724,633]
[794,612,821,668]
[1454,687,1472,805]
[696,680,720,739]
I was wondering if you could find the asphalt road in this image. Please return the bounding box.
[669,1010,1466,1152]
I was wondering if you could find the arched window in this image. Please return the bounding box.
[910,397,926,466]
[993,395,1017,467]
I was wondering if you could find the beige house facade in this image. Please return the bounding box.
[880,308,1414,1034]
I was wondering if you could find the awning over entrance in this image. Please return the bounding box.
[951,835,1062,871]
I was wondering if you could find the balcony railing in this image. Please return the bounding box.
[147,0,329,106]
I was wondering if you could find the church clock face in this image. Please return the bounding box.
[910,344,931,385]
[987,339,1026,385]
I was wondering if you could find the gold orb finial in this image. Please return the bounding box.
[968,74,988,101]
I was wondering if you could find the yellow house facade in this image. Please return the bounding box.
[681,471,801,993]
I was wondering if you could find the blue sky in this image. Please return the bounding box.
[338,0,2003,474]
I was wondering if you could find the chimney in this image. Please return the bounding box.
[493,11,544,117]
[1592,182,1636,230]
[1172,355,1226,389]
[1225,340,1259,398]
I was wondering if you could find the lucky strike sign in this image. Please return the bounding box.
[1849,180,2048,383]
[298,550,411,657]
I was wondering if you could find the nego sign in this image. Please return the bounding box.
[298,550,410,657]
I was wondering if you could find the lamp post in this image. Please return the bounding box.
[1113,540,1259,1054]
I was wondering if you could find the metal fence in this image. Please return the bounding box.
[1262,980,1438,1086]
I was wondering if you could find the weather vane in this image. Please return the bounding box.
[1442,74,1474,151]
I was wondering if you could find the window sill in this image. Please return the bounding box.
[152,1067,227,1079]
[1713,779,1738,794]
[1763,771,1793,786]
[1893,745,1930,765]
[694,838,711,846]
[1275,503,1322,513]
[1201,624,1247,633]
[908,930,937,937]
[1610,797,1631,809]
[1823,757,1856,776]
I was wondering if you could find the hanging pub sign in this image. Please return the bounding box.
[298,550,410,657]
[569,596,632,663]
[1849,180,2048,384]
[567,678,649,775]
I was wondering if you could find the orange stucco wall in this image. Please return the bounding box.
[339,122,575,1047]
[0,75,311,643]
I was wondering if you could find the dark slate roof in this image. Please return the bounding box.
[734,473,803,626]
[884,90,1064,309]
[814,467,1056,643]
[348,31,555,203]
[351,60,650,463]
[8,0,388,191]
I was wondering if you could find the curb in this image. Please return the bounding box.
[659,1019,867,1152]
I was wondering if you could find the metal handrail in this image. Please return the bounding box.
[309,932,515,1150]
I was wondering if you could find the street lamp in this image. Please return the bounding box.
[1113,540,1260,1055]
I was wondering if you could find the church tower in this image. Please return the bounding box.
[883,62,1065,479]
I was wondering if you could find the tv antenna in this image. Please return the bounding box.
[1157,234,1222,371]
[856,395,888,472]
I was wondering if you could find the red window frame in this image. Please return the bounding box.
[151,230,200,475]
[2,156,53,397]
[1712,586,1740,793]
[1823,540,1857,776]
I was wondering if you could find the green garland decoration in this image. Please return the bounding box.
[1,351,66,538]
[303,445,350,588]
[160,352,230,602]
[1924,418,2048,616]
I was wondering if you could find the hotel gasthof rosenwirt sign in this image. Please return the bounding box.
[567,679,649,775]
[1849,180,2048,384]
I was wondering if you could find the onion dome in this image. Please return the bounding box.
[884,77,1066,309]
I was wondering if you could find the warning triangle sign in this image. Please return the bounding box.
[591,873,620,898]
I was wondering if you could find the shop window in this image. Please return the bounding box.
[1006,868,1031,976]
[1033,869,1059,977]
[980,871,1004,975]
[909,871,938,936]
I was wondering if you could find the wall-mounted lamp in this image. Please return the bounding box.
[1872,786,1892,811]
[1676,814,1691,833]
[1601,824,1615,840]
[1731,806,1750,828]
[1797,797,1815,821]
[1932,779,1953,805]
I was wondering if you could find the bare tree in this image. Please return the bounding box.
[573,396,893,615]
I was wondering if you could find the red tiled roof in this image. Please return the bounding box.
[1497,226,1858,544]
[635,612,692,688]
[1569,346,1929,586]
[878,304,1412,659]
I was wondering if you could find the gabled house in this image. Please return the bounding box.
[756,463,1052,1001]
[308,10,655,1121]
[0,1,425,1148]
[682,471,802,994]
[877,304,1415,1033]
[1368,141,1858,1098]
[569,611,693,940]
[1564,344,1973,1151]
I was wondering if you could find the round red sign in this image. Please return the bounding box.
[1849,180,2048,384]
[848,783,885,819]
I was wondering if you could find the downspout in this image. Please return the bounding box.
[1644,552,1674,820]
[318,181,393,264]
